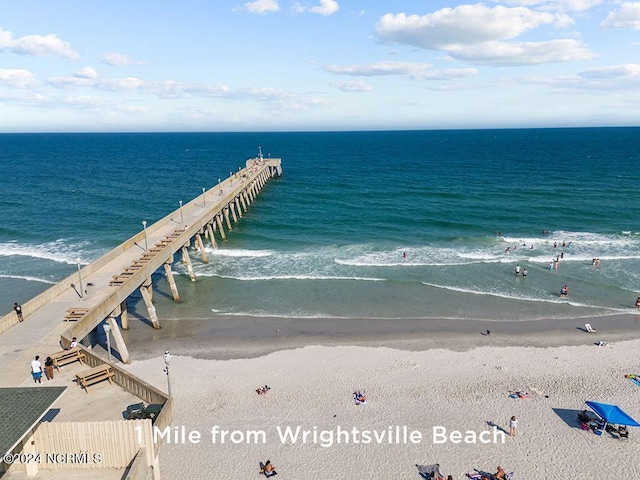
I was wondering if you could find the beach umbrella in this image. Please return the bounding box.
[585,401,640,434]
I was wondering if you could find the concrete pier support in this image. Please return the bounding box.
[143,277,153,301]
[207,222,217,248]
[216,215,227,241]
[230,202,238,223]
[223,207,232,230]
[163,261,180,302]
[120,301,129,330]
[181,246,196,281]
[195,233,209,264]
[243,190,251,207]
[139,284,160,329]
[107,316,130,364]
[240,193,248,212]
[235,197,243,218]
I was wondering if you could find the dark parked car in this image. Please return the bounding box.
[125,403,163,421]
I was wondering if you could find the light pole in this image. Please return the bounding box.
[103,323,112,362]
[163,351,172,396]
[202,187,206,206]
[142,220,148,251]
[179,200,184,225]
[76,258,84,299]
[218,178,222,195]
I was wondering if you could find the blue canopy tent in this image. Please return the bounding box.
[585,401,640,434]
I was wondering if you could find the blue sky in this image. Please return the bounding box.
[1,0,639,132]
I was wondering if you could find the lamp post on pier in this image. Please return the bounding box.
[218,178,222,195]
[142,220,148,251]
[202,187,206,206]
[179,200,184,225]
[103,323,112,362]
[76,258,84,300]
[163,350,172,396]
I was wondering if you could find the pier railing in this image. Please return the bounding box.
[0,157,281,337]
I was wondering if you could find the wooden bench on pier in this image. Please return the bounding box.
[51,347,86,371]
[109,274,133,286]
[122,266,142,273]
[76,364,115,393]
[64,308,89,321]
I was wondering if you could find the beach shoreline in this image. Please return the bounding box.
[121,312,640,361]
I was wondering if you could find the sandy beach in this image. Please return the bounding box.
[123,320,640,479]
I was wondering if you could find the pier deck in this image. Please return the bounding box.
[0,156,281,478]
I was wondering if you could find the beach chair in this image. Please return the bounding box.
[584,323,596,333]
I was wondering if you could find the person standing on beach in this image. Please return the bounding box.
[13,303,23,321]
[31,355,43,384]
[635,297,640,309]
[509,416,518,437]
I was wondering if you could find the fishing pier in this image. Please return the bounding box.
[0,154,282,362]
[0,153,281,479]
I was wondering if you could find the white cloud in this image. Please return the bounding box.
[295,0,339,15]
[0,28,79,59]
[324,61,477,81]
[579,63,640,80]
[60,95,109,108]
[0,69,37,88]
[331,79,372,92]
[514,63,640,91]
[48,75,148,91]
[244,0,280,14]
[375,5,560,49]
[309,0,339,16]
[374,5,594,66]
[496,0,603,12]
[74,66,98,79]
[324,61,433,76]
[601,2,640,29]
[449,39,596,65]
[412,68,479,80]
[101,52,139,66]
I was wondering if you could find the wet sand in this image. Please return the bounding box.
[121,312,640,361]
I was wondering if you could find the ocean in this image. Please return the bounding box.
[1,128,639,325]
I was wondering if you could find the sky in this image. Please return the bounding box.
[0,0,639,132]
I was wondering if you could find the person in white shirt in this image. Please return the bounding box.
[30,355,43,384]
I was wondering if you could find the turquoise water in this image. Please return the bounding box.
[1,128,639,322]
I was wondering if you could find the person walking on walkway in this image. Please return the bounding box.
[13,303,23,321]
